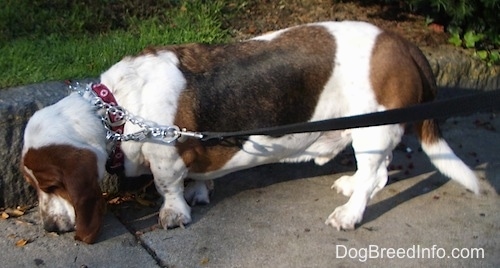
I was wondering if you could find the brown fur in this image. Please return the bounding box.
[164,25,336,172]
[370,31,424,109]
[370,31,441,144]
[22,145,104,244]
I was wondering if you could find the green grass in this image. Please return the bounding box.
[0,0,231,89]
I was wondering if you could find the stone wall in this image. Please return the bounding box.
[1,48,499,208]
[1,82,68,207]
[422,47,500,90]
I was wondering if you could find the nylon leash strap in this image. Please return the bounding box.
[200,90,500,141]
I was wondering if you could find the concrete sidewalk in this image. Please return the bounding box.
[1,112,499,268]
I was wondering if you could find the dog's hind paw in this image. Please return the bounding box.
[325,205,361,231]
[331,175,356,197]
[184,179,214,206]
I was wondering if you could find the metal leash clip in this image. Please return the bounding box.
[150,126,181,143]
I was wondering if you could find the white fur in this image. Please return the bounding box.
[100,51,186,177]
[326,122,404,229]
[23,166,76,232]
[23,21,479,235]
[250,28,289,41]
[21,94,105,233]
[186,22,403,230]
[184,180,213,206]
[190,21,382,180]
[422,139,479,194]
[22,93,108,179]
[98,28,385,226]
[38,191,76,232]
[100,52,192,228]
[312,21,381,119]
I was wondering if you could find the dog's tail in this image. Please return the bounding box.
[416,119,480,194]
[405,38,479,194]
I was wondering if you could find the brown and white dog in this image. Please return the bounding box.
[21,21,479,243]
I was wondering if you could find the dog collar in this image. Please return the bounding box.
[91,83,125,174]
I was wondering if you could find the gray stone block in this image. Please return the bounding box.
[0,81,69,207]
[422,47,500,90]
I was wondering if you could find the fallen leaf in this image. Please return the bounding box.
[15,219,33,226]
[47,232,59,237]
[15,239,29,247]
[107,196,122,205]
[5,208,25,217]
[200,257,209,265]
[16,205,31,212]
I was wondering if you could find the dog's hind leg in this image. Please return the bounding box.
[184,179,214,206]
[326,124,403,230]
[332,151,392,198]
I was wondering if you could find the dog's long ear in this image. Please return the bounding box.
[21,157,64,193]
[63,148,105,244]
[22,146,105,243]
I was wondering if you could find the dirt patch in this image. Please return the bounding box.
[224,0,450,48]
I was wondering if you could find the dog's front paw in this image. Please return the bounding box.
[158,199,192,229]
[184,179,214,206]
[331,175,356,197]
[325,205,362,231]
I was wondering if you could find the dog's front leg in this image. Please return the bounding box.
[150,158,192,229]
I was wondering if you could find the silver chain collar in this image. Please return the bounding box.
[68,82,204,143]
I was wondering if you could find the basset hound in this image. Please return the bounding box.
[21,21,479,243]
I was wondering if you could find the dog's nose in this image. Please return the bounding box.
[43,217,75,233]
[43,220,60,233]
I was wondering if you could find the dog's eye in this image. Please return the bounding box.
[42,185,58,193]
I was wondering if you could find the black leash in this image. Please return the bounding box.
[200,90,500,141]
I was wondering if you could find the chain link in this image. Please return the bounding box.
[69,82,203,143]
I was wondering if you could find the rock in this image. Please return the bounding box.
[422,46,500,91]
[0,82,67,207]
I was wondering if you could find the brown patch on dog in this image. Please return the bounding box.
[166,25,335,77]
[176,139,242,174]
[369,31,424,109]
[166,25,336,173]
[415,119,441,144]
[22,145,104,244]
[370,30,441,145]
[173,88,241,173]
